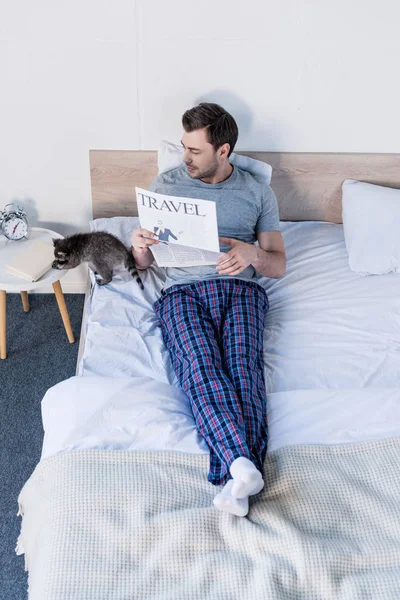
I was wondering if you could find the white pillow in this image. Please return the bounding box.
[157,140,272,184]
[342,179,400,275]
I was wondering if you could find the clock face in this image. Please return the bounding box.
[3,216,28,240]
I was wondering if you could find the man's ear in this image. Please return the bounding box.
[218,142,230,160]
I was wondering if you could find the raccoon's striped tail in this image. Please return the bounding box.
[126,248,144,290]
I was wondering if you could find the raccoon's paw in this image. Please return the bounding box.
[94,272,110,285]
[96,278,111,286]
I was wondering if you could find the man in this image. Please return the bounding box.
[131,103,286,517]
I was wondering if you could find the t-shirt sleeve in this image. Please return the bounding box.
[148,178,160,193]
[256,186,280,233]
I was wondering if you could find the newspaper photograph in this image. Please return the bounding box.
[136,187,227,267]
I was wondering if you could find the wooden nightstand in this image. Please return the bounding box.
[0,227,75,359]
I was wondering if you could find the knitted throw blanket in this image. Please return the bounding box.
[17,438,400,599]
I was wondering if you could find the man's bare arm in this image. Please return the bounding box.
[131,228,157,270]
[253,231,286,278]
[217,231,286,278]
[252,249,286,278]
[132,247,154,270]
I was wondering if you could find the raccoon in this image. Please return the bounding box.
[52,232,144,289]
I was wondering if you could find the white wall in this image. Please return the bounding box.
[1,0,399,292]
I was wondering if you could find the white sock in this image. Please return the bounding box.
[229,456,264,499]
[213,480,249,517]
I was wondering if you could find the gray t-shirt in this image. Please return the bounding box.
[149,164,280,290]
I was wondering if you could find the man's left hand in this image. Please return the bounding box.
[216,237,258,276]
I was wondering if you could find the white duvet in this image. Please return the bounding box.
[41,218,400,461]
[41,377,400,460]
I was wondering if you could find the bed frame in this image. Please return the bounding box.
[75,150,400,372]
[89,150,400,223]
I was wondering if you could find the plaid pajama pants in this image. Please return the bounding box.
[153,278,270,487]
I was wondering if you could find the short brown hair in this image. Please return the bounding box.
[182,103,238,157]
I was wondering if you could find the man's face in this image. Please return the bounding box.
[181,128,219,180]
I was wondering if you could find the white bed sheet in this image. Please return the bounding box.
[40,217,400,461]
[79,217,400,389]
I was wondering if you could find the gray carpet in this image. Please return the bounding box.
[0,293,85,600]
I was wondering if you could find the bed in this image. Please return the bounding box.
[16,150,400,599]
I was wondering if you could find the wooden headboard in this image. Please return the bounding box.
[89,150,400,223]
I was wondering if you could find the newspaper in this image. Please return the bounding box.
[136,187,227,267]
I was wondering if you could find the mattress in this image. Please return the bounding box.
[40,218,400,461]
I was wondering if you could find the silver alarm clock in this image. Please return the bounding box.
[0,204,28,240]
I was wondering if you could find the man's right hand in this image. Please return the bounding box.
[131,228,159,255]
